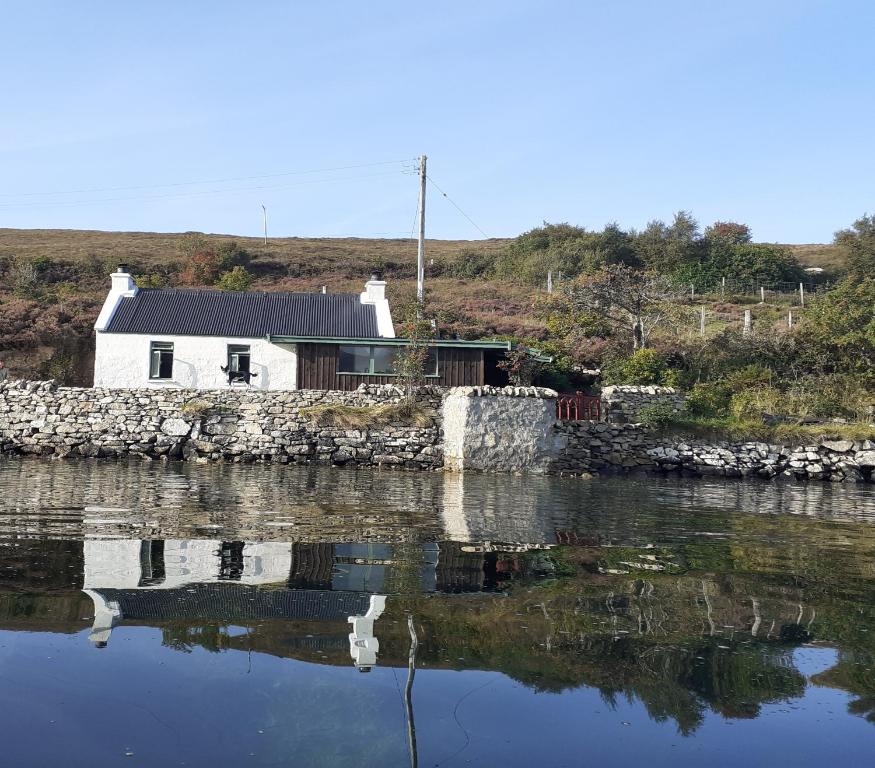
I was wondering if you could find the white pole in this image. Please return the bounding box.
[416,154,427,303]
[788,310,793,328]
[691,283,695,299]
[700,306,706,336]
[721,276,725,298]
[799,282,805,307]
[743,309,752,336]
[760,286,765,303]
[262,204,267,245]
[547,270,553,293]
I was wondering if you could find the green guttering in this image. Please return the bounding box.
[266,335,511,350]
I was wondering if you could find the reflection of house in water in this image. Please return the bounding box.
[81,538,532,664]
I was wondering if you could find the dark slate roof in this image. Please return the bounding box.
[104,288,380,338]
[95,585,372,621]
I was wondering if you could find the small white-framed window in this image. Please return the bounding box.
[227,344,251,373]
[149,342,174,380]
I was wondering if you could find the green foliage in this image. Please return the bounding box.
[637,403,677,428]
[602,348,678,386]
[495,221,639,285]
[216,266,254,291]
[800,278,875,376]
[134,272,167,288]
[834,214,875,278]
[443,249,495,279]
[684,382,733,418]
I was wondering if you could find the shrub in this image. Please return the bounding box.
[216,266,254,291]
[637,404,677,428]
[602,348,678,386]
[684,382,732,417]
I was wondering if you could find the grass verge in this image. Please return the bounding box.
[657,416,875,444]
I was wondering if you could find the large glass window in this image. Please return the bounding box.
[337,344,439,377]
[338,345,372,374]
[227,344,250,373]
[149,342,174,380]
[372,345,396,375]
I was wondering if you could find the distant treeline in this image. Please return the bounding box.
[439,213,833,288]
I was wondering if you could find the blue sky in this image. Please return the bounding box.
[1,1,872,242]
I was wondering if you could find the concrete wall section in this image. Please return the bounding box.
[442,386,562,473]
[94,333,297,390]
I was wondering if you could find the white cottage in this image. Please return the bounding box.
[93,265,395,389]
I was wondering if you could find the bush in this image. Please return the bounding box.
[602,348,678,386]
[637,404,677,428]
[684,382,732,417]
[216,266,254,291]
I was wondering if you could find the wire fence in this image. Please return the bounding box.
[544,271,829,304]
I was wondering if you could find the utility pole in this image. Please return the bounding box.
[261,204,268,245]
[416,155,427,303]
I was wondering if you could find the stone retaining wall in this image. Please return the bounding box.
[554,421,875,483]
[601,385,685,424]
[2,381,873,483]
[0,380,442,469]
[442,386,561,473]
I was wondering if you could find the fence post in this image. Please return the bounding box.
[721,276,725,298]
[690,283,695,300]
[799,282,804,307]
[547,271,553,294]
[700,306,706,336]
[760,286,765,303]
[788,310,793,328]
[743,309,752,336]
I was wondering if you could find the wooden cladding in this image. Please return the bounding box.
[297,343,485,390]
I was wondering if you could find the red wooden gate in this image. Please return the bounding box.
[556,392,601,421]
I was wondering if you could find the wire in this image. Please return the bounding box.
[0,170,405,210]
[0,158,416,198]
[425,174,489,238]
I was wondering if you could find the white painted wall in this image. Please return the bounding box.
[83,539,294,589]
[93,332,297,390]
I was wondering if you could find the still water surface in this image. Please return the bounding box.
[1,458,875,767]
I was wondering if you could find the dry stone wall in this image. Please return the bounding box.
[601,385,685,424]
[553,421,875,483]
[0,380,442,469]
[1,380,872,483]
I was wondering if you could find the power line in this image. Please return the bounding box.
[0,170,406,210]
[0,158,416,198]
[425,174,489,238]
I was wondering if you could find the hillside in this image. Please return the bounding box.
[0,227,847,386]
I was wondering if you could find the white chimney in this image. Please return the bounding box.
[361,271,386,304]
[94,264,138,331]
[111,264,136,294]
[359,271,394,337]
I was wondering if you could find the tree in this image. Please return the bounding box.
[704,221,752,244]
[497,347,544,386]
[392,296,433,403]
[834,214,875,278]
[799,277,875,376]
[557,265,683,349]
[216,266,253,291]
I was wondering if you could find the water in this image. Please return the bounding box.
[1,458,875,767]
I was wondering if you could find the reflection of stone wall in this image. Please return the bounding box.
[0,380,441,469]
[601,385,685,424]
[553,421,875,483]
[442,386,561,473]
